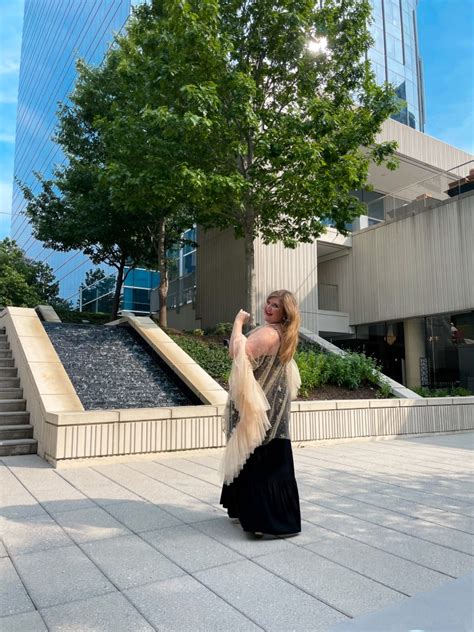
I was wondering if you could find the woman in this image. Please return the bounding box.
[219,289,301,537]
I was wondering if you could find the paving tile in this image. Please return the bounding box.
[329,572,474,631]
[195,559,346,631]
[142,523,243,572]
[126,574,260,631]
[292,520,339,547]
[94,464,222,523]
[347,490,474,533]
[53,506,132,543]
[81,534,185,590]
[39,498,97,517]
[0,610,47,631]
[303,501,474,577]
[40,591,154,632]
[104,499,182,532]
[0,468,46,520]
[12,545,114,608]
[129,461,220,504]
[255,546,404,617]
[59,468,141,506]
[162,457,223,485]
[305,533,450,595]
[0,557,35,617]
[0,513,71,555]
[192,516,295,557]
[304,492,474,554]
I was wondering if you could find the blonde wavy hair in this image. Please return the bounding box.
[267,290,300,364]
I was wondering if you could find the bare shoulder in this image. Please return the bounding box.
[246,326,280,358]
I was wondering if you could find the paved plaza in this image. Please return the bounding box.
[1,432,473,631]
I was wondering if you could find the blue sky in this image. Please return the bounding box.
[0,0,473,241]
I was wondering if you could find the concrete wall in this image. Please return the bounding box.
[319,192,474,325]
[45,398,474,466]
[377,119,473,175]
[167,303,202,331]
[254,237,319,331]
[196,227,246,329]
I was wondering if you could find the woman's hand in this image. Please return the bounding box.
[234,309,250,325]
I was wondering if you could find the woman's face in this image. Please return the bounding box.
[264,296,284,324]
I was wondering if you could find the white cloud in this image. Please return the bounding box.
[0,59,20,76]
[0,90,18,104]
[0,133,16,143]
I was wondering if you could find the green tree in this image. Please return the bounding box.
[62,1,225,326]
[0,238,67,308]
[147,0,398,321]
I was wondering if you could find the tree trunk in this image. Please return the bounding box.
[112,254,126,320]
[244,230,256,328]
[157,219,168,328]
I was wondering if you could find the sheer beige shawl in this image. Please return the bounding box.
[219,332,301,485]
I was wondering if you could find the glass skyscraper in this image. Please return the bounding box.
[369,0,425,130]
[10,0,425,312]
[10,0,132,304]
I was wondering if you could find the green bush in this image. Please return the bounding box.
[413,386,473,398]
[212,322,233,336]
[295,348,387,397]
[170,334,231,384]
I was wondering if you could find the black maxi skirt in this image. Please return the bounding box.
[220,438,301,536]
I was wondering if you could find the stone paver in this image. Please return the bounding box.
[81,534,185,590]
[195,559,347,630]
[52,506,131,543]
[12,545,114,608]
[330,571,474,631]
[0,557,35,617]
[40,591,154,632]
[0,513,71,555]
[253,546,404,617]
[125,575,262,631]
[0,610,47,631]
[142,523,243,572]
[103,499,182,532]
[1,432,473,631]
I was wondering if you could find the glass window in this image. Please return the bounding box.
[386,33,403,63]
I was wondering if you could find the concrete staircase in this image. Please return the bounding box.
[0,326,36,456]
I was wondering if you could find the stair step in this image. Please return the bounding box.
[0,342,10,350]
[0,368,17,377]
[0,378,20,388]
[0,334,7,342]
[0,411,30,425]
[0,359,14,368]
[0,351,12,359]
[0,438,37,456]
[0,327,5,334]
[0,388,23,400]
[0,399,27,412]
[0,425,33,440]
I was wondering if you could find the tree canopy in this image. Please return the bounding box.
[19,0,399,324]
[0,238,69,309]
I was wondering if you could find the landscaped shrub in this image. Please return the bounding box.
[172,332,390,397]
[170,334,231,383]
[413,386,473,398]
[211,322,233,336]
[295,347,387,397]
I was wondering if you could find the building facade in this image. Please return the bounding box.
[10,0,425,314]
[9,0,160,312]
[166,120,474,392]
[369,0,425,131]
